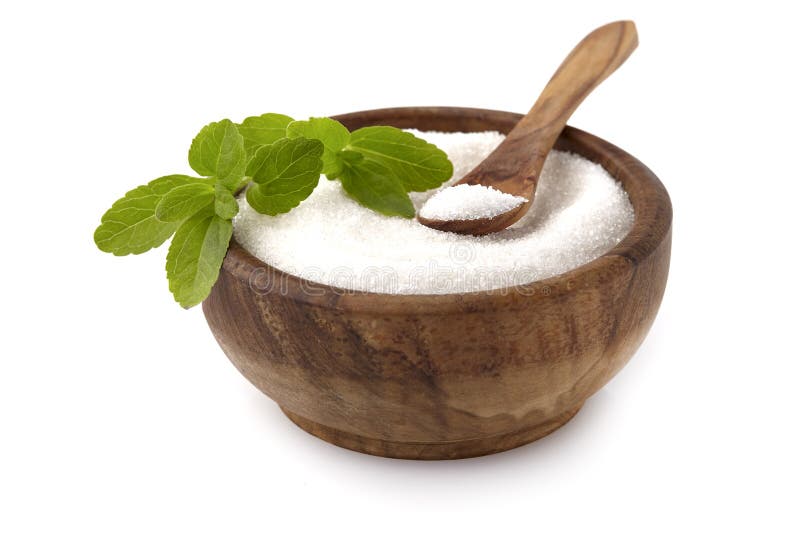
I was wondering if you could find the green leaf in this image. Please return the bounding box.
[338,158,414,218]
[286,117,350,176]
[247,137,324,184]
[246,137,323,185]
[155,182,215,222]
[94,174,202,256]
[166,213,232,308]
[237,113,294,156]
[245,137,323,215]
[339,150,363,164]
[188,119,247,187]
[246,179,318,216]
[347,126,453,192]
[214,184,239,219]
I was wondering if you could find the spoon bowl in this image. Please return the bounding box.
[419,201,530,235]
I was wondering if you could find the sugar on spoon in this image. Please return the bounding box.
[417,20,638,235]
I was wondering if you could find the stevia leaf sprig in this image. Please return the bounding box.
[95,121,247,307]
[94,112,453,308]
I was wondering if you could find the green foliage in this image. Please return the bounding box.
[213,184,239,219]
[155,182,215,222]
[94,112,453,307]
[237,113,294,156]
[188,119,247,187]
[286,117,350,175]
[338,158,414,218]
[94,175,202,255]
[246,137,323,215]
[166,212,232,308]
[348,126,453,191]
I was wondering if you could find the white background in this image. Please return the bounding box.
[2,1,798,532]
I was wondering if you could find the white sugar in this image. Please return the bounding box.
[419,183,527,221]
[233,130,634,294]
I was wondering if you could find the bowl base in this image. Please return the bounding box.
[280,403,583,460]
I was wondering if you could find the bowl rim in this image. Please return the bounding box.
[220,106,672,314]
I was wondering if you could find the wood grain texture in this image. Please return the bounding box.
[418,21,638,235]
[202,106,672,460]
[281,403,583,460]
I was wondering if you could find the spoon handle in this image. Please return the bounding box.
[464,21,638,190]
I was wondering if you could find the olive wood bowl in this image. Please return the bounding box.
[202,107,672,460]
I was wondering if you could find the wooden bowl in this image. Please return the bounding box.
[202,107,672,460]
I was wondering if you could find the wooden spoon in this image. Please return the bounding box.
[418,20,638,235]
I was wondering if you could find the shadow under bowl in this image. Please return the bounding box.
[202,107,672,460]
